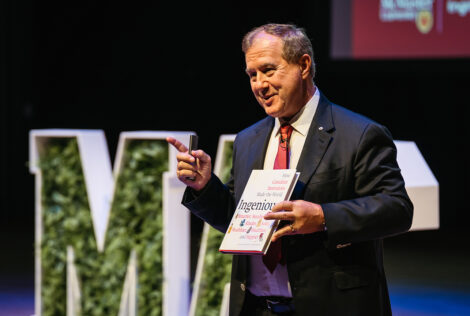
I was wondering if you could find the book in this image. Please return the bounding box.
[219,169,299,255]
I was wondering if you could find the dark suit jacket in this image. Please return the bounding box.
[183,92,413,316]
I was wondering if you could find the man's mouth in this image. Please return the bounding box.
[262,95,275,104]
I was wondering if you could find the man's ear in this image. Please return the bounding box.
[299,54,312,79]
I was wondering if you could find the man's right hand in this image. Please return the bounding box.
[166,136,212,191]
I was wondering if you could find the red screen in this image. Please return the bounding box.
[332,0,470,59]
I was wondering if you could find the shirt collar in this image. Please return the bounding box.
[274,87,320,136]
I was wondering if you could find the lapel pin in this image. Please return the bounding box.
[318,126,324,131]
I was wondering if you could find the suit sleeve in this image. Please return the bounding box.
[182,174,235,233]
[321,123,413,247]
[181,139,239,233]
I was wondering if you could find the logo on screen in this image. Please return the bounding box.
[416,10,433,34]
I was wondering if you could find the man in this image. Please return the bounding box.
[167,23,413,316]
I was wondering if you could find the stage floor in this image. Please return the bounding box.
[1,230,469,316]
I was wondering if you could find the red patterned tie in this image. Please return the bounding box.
[263,124,293,273]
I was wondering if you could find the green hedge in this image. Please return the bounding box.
[39,137,168,316]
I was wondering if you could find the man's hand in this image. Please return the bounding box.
[166,137,212,191]
[264,200,325,242]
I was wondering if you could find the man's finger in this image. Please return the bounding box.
[271,225,295,242]
[191,149,211,164]
[271,200,294,213]
[166,137,188,153]
[178,160,197,172]
[264,211,295,221]
[178,169,198,180]
[176,152,196,164]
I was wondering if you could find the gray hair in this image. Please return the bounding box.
[242,23,315,79]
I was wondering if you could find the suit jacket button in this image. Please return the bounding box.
[240,283,246,291]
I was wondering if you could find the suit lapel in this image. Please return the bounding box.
[250,117,273,170]
[293,92,335,199]
[236,93,334,199]
[235,117,274,202]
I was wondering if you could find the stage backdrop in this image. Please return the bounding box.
[29,129,438,316]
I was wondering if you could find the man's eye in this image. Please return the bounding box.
[264,68,275,75]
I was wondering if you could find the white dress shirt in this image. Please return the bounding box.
[247,88,320,297]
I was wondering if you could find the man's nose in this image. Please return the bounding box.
[254,74,269,92]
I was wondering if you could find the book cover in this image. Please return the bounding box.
[219,169,299,255]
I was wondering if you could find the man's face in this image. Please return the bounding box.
[245,32,305,120]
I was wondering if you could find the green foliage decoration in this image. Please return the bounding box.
[40,138,91,316]
[218,141,233,185]
[195,140,234,316]
[39,137,168,316]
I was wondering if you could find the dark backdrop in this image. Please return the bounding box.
[2,1,469,285]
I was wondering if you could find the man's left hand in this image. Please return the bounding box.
[264,200,325,242]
